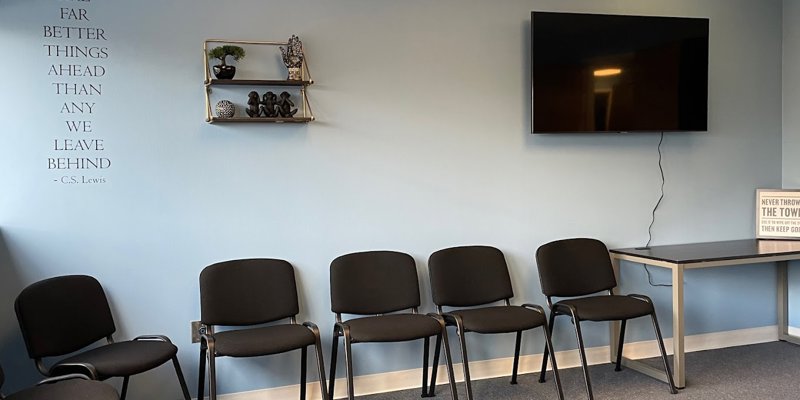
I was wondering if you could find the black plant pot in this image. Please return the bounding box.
[213,65,236,79]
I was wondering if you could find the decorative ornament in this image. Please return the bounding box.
[215,100,235,118]
[260,91,278,117]
[208,45,246,80]
[276,91,298,118]
[246,91,260,117]
[280,35,304,81]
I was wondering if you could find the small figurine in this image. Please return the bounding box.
[275,91,298,118]
[215,100,235,118]
[245,91,260,117]
[260,91,278,117]
[280,35,304,80]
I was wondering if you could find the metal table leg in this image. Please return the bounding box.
[672,264,685,389]
[778,261,800,345]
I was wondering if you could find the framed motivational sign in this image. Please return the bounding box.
[757,189,800,240]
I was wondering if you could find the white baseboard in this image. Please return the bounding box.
[202,325,781,400]
[788,326,800,337]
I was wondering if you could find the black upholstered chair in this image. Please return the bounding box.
[428,245,563,400]
[198,259,328,400]
[14,275,191,400]
[0,364,119,400]
[535,238,677,400]
[329,251,457,400]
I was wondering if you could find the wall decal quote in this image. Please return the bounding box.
[44,0,110,184]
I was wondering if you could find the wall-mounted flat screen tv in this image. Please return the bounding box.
[531,12,709,134]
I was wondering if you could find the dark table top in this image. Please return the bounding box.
[610,239,800,264]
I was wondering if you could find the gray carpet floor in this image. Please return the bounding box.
[359,341,800,399]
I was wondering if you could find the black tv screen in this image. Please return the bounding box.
[531,12,709,133]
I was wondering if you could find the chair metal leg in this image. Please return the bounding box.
[120,376,129,400]
[539,311,556,383]
[329,329,339,398]
[542,320,565,400]
[171,356,192,400]
[435,317,459,400]
[454,316,474,400]
[208,351,217,400]
[615,320,627,372]
[511,330,522,384]
[304,322,329,400]
[569,311,594,400]
[427,333,442,397]
[300,346,308,400]
[421,336,431,398]
[198,344,207,400]
[343,329,356,400]
[650,312,678,394]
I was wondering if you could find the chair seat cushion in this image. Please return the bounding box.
[448,306,546,334]
[7,379,119,400]
[555,295,653,321]
[344,314,442,343]
[55,340,176,378]
[213,324,315,357]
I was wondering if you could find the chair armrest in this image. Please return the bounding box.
[551,303,579,319]
[36,373,92,386]
[49,363,99,380]
[302,321,322,338]
[132,335,172,343]
[200,332,215,345]
[521,303,547,315]
[434,311,462,327]
[627,294,654,304]
[302,321,319,330]
[425,312,448,328]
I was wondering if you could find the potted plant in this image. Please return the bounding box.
[208,45,246,79]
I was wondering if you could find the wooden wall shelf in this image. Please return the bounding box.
[206,79,313,87]
[203,39,315,124]
[209,117,314,123]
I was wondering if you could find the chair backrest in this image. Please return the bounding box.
[15,275,116,360]
[428,245,514,307]
[330,251,421,315]
[200,258,300,326]
[536,238,617,297]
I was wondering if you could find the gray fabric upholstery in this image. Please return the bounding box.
[6,378,118,400]
[213,325,315,357]
[448,306,547,334]
[15,275,115,359]
[1,365,118,400]
[343,314,442,343]
[536,238,617,297]
[200,259,299,326]
[330,251,421,315]
[428,246,514,307]
[56,341,176,379]
[554,295,653,321]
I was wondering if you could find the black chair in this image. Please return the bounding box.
[535,238,677,400]
[0,364,119,400]
[14,275,191,400]
[197,258,328,400]
[428,245,563,400]
[328,250,458,400]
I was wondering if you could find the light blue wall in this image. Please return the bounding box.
[787,0,800,190]
[0,0,785,397]
[783,0,800,327]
